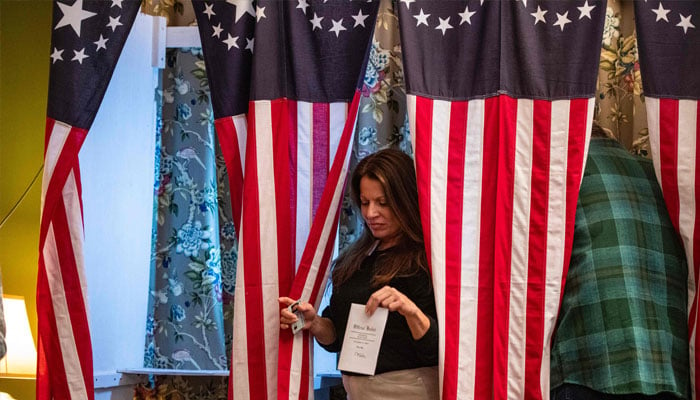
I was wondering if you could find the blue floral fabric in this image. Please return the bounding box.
[145,48,236,372]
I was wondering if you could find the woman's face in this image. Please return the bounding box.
[359,176,402,250]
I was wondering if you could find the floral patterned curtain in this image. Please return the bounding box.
[596,0,648,155]
[139,48,235,399]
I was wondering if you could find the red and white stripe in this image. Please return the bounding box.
[214,114,247,233]
[37,118,94,400]
[646,97,700,400]
[292,102,347,266]
[279,96,359,400]
[230,93,361,400]
[409,94,592,400]
[215,113,249,400]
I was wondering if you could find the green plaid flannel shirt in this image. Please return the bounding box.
[550,138,689,398]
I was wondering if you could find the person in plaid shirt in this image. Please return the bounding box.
[550,123,690,400]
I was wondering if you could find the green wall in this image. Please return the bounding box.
[0,0,52,397]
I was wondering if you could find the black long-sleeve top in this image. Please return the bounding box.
[319,248,439,375]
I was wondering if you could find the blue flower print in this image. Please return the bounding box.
[160,153,174,175]
[399,115,413,155]
[363,63,380,91]
[198,185,217,214]
[175,221,211,257]
[146,314,155,336]
[144,342,156,366]
[361,41,390,97]
[369,41,390,71]
[221,247,237,293]
[399,138,413,156]
[176,103,192,121]
[221,221,236,240]
[153,353,171,369]
[358,126,377,146]
[206,247,222,275]
[170,304,186,322]
[201,269,220,286]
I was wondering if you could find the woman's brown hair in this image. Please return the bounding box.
[332,148,428,287]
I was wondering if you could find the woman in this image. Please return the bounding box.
[279,149,439,399]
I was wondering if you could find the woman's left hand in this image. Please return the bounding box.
[365,285,418,318]
[365,286,431,340]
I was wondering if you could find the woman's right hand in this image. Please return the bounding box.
[278,297,338,345]
[278,297,318,331]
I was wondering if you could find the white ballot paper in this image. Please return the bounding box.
[337,303,389,375]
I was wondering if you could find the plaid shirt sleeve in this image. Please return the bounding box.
[550,138,689,398]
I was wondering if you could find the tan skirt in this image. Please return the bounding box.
[342,366,439,400]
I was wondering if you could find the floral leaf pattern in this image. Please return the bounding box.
[595,3,649,157]
[144,48,235,378]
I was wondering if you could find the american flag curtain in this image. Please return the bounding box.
[192,0,255,236]
[193,1,379,398]
[38,0,141,399]
[397,1,604,399]
[634,1,700,398]
[44,1,700,400]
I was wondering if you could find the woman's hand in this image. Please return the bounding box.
[278,297,338,345]
[279,297,317,331]
[365,285,418,317]
[365,286,431,340]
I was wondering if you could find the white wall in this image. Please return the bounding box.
[79,12,158,399]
